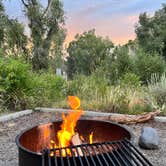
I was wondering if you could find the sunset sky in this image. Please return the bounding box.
[3,0,166,45]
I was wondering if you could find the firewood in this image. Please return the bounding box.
[92,110,161,124]
[71,133,83,156]
[109,110,161,124]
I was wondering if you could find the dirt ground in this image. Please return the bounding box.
[0,112,165,166]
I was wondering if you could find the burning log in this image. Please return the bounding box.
[94,110,161,124]
[71,133,83,156]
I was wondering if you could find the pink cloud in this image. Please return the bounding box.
[64,9,139,46]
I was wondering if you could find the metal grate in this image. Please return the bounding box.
[42,139,153,166]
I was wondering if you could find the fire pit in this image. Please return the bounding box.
[16,96,153,166]
[16,119,134,166]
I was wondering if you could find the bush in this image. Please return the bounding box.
[120,72,141,88]
[0,57,66,111]
[28,73,66,107]
[0,57,31,110]
[0,58,31,93]
[106,47,134,84]
[134,51,166,84]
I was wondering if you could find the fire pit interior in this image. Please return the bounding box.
[18,120,131,154]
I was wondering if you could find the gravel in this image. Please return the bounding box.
[128,121,166,166]
[0,111,165,166]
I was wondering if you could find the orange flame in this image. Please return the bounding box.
[58,96,83,142]
[89,132,94,144]
[52,96,83,156]
[49,96,93,157]
[68,96,80,110]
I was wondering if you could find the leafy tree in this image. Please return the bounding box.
[107,46,166,84]
[49,29,66,70]
[21,0,65,70]
[105,46,134,84]
[5,19,27,55]
[135,4,166,59]
[0,0,5,46]
[66,30,114,79]
[0,1,27,55]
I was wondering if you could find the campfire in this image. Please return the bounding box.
[49,96,93,157]
[16,96,153,166]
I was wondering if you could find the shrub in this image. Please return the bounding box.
[120,72,141,88]
[28,73,66,107]
[0,57,66,111]
[0,58,31,93]
[0,57,31,110]
[134,51,166,84]
[106,47,134,84]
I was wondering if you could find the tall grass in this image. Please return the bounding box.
[55,74,152,114]
[147,73,166,114]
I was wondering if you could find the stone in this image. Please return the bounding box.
[7,123,15,127]
[138,127,159,149]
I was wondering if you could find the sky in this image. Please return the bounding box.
[3,0,166,45]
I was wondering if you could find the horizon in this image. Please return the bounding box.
[3,0,166,45]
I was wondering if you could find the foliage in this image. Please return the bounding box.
[49,29,66,70]
[67,73,109,100]
[0,58,31,93]
[0,1,27,55]
[134,50,166,84]
[66,30,114,78]
[0,0,5,47]
[120,72,141,88]
[0,57,66,111]
[1,1,166,116]
[104,46,134,84]
[147,73,166,113]
[0,56,163,115]
[21,0,65,70]
[27,72,66,107]
[63,72,151,114]
[106,46,166,84]
[135,4,166,59]
[5,19,27,55]
[0,57,31,110]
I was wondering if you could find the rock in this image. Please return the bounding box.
[7,123,15,127]
[138,127,159,149]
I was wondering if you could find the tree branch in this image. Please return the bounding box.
[31,0,38,6]
[42,0,52,17]
[21,0,28,8]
